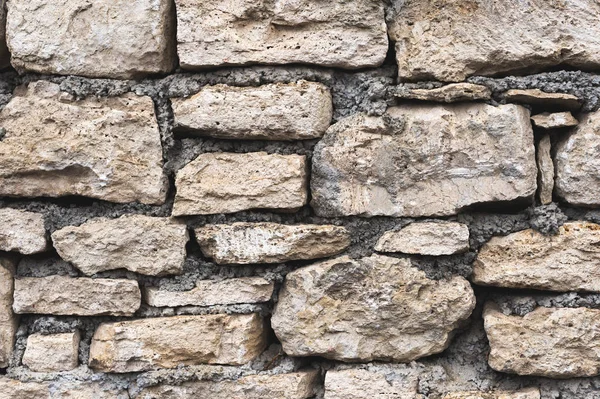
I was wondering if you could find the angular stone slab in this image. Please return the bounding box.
[0,81,167,204]
[52,215,188,276]
[531,112,578,129]
[395,83,491,103]
[505,89,582,111]
[22,332,79,372]
[195,223,350,264]
[473,222,600,292]
[175,0,388,70]
[375,222,469,256]
[311,104,536,217]
[0,258,16,368]
[89,313,266,372]
[0,208,47,255]
[7,0,176,79]
[272,254,475,362]
[537,134,554,205]
[174,152,307,216]
[172,82,332,140]
[13,276,141,316]
[484,303,600,377]
[443,388,541,399]
[325,367,422,399]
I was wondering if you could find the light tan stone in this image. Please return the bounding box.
[324,367,423,399]
[89,313,267,372]
[272,254,475,362]
[0,257,16,368]
[311,104,536,217]
[175,0,388,70]
[0,378,47,399]
[172,82,332,140]
[537,134,554,205]
[443,388,541,399]
[22,332,79,372]
[473,222,600,292]
[173,152,307,216]
[52,215,188,276]
[195,223,350,264]
[505,89,582,111]
[531,112,578,129]
[144,277,274,307]
[395,83,491,103]
[6,0,176,79]
[484,303,600,378]
[375,222,469,256]
[13,276,141,316]
[0,81,167,204]
[0,209,47,255]
[0,379,128,399]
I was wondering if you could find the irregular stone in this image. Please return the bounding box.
[0,379,128,399]
[6,0,176,79]
[0,257,16,368]
[195,223,350,264]
[172,82,332,140]
[144,277,274,307]
[272,254,475,362]
[375,222,469,256]
[531,112,578,129]
[484,303,600,377]
[324,367,422,399]
[311,104,536,217]
[388,1,600,81]
[443,388,541,399]
[52,215,188,276]
[0,378,47,399]
[395,83,491,103]
[505,89,582,111]
[173,152,307,216]
[0,81,167,204]
[0,208,47,255]
[537,134,554,205]
[175,0,388,70]
[13,276,141,316]
[22,332,79,372]
[473,222,600,292]
[89,313,266,372]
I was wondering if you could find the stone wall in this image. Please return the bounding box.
[0,1,600,398]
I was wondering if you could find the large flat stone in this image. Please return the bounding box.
[505,90,582,111]
[311,104,536,217]
[0,208,47,255]
[22,332,79,372]
[443,389,541,399]
[395,83,491,103]
[0,258,16,368]
[375,222,469,256]
[324,367,423,399]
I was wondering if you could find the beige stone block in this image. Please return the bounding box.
[22,332,79,372]
[0,209,47,255]
[0,257,16,368]
[375,222,469,256]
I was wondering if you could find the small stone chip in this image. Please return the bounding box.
[531,112,578,129]
[22,332,80,372]
[375,222,469,256]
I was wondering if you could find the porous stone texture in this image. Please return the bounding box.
[0,378,128,399]
[0,258,16,368]
[52,215,188,276]
[6,0,176,79]
[0,378,47,398]
[395,83,492,103]
[537,135,554,205]
[89,313,267,372]
[175,0,388,70]
[173,152,307,216]
[324,367,422,399]
[172,81,333,140]
[505,89,582,110]
[311,104,537,217]
[443,389,541,399]
[472,222,600,292]
[388,0,600,81]
[22,331,79,372]
[375,222,469,256]
[272,254,476,362]
[484,303,600,378]
[0,208,47,255]
[13,276,141,316]
[195,223,350,264]
[0,81,167,205]
[531,112,578,129]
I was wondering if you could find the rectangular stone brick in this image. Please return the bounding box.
[0,257,16,368]
[443,388,541,399]
[0,208,47,255]
[325,367,422,399]
[22,332,79,372]
[375,222,469,256]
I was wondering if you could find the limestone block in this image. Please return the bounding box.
[505,90,582,110]
[531,112,578,129]
[22,332,79,372]
[0,379,128,399]
[0,208,47,255]
[0,0,9,69]
[395,83,491,103]
[375,222,469,256]
[536,134,554,205]
[324,367,423,399]
[0,258,16,368]
[443,388,541,399]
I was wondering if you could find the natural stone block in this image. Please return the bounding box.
[0,257,16,368]
[22,332,79,372]
[175,0,388,70]
[443,388,541,399]
[89,313,267,372]
[172,82,332,140]
[324,367,422,399]
[473,222,600,292]
[174,152,307,216]
[395,83,491,103]
[0,208,47,255]
[0,379,128,399]
[0,81,167,204]
[531,112,578,129]
[195,223,350,264]
[0,378,47,399]
[484,303,600,377]
[13,276,141,316]
[272,254,475,362]
[311,104,536,217]
[0,1,10,69]
[52,215,188,276]
[505,89,582,111]
[375,222,469,256]
[537,134,554,205]
[7,0,176,79]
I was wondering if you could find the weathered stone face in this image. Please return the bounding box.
[311,104,536,217]
[89,313,267,372]
[536,135,554,205]
[395,83,492,103]
[0,378,128,399]
[175,0,388,70]
[0,209,47,255]
[0,258,16,368]
[172,82,332,140]
[6,0,176,79]
[531,112,578,129]
[52,215,188,276]
[505,90,582,111]
[375,222,469,256]
[195,223,350,264]
[0,81,167,205]
[22,332,79,372]
[443,388,541,399]
[324,367,423,399]
[272,255,475,362]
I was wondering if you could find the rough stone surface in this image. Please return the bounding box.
[195,223,350,264]
[484,303,600,378]
[0,208,47,255]
[531,112,578,129]
[89,313,267,372]
[443,389,541,399]
[0,258,16,368]
[375,222,469,256]
[0,379,128,399]
[537,134,554,205]
[6,0,176,79]
[22,331,79,372]
[395,83,492,103]
[172,81,333,140]
[13,276,141,316]
[173,152,307,216]
[272,254,475,362]
[0,81,167,204]
[52,215,188,276]
[175,0,388,70]
[505,89,582,110]
[324,367,422,399]
[0,378,47,399]
[311,104,537,217]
